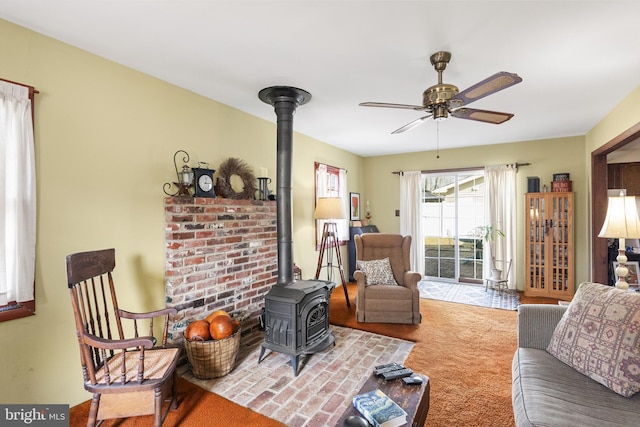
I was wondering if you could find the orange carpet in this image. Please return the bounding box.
[69,376,285,427]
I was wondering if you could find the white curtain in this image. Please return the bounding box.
[484,164,517,289]
[338,168,348,239]
[400,171,424,274]
[0,81,36,304]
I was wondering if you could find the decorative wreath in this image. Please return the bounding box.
[216,157,257,199]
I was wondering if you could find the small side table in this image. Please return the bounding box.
[337,372,430,427]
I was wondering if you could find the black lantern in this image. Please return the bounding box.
[163,150,193,196]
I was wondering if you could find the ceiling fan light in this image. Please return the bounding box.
[433,105,448,121]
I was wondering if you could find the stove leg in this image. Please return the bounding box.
[291,355,299,376]
[258,345,267,364]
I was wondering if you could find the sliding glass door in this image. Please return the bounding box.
[422,170,485,283]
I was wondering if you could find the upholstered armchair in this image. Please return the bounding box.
[354,233,422,324]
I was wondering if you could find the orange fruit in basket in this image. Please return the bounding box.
[209,315,235,340]
[205,309,231,324]
[184,320,211,341]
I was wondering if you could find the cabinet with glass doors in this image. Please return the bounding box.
[524,192,574,299]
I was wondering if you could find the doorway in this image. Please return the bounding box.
[422,170,485,283]
[591,123,640,284]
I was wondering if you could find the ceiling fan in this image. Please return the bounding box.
[359,51,522,134]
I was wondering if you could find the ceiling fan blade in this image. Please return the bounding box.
[391,114,433,134]
[359,102,425,111]
[450,108,514,124]
[451,72,522,106]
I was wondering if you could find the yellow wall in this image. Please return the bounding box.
[362,136,589,288]
[584,85,640,249]
[0,19,362,406]
[586,85,640,155]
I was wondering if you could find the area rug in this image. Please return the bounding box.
[418,280,520,310]
[180,325,413,427]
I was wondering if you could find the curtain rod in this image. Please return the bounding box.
[0,78,39,95]
[391,162,531,175]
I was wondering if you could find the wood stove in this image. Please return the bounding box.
[259,279,335,375]
[257,86,336,376]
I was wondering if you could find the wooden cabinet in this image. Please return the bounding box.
[607,162,640,196]
[524,192,574,299]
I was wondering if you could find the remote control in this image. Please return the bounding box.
[374,364,405,376]
[374,364,403,372]
[382,368,413,380]
[402,376,423,385]
[374,362,399,370]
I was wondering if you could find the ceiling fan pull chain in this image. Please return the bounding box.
[436,121,440,159]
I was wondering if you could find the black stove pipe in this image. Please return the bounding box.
[259,86,311,286]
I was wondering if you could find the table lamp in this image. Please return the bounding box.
[598,195,640,289]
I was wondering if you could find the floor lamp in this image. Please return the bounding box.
[314,197,350,307]
[598,195,640,289]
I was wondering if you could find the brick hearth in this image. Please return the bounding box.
[164,196,277,345]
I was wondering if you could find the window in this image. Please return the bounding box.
[0,78,37,322]
[314,162,348,247]
[422,170,485,282]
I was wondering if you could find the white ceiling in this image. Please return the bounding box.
[1,1,639,157]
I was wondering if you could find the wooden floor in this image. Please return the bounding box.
[519,291,561,305]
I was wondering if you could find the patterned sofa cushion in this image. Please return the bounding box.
[357,257,398,286]
[547,282,640,397]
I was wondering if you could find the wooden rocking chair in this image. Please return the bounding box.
[66,248,180,427]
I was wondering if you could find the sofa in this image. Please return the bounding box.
[512,284,640,426]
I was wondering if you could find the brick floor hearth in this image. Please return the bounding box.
[179,325,414,426]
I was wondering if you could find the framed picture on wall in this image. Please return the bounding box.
[350,192,360,221]
[613,261,640,285]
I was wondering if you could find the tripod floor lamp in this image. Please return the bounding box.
[314,197,350,307]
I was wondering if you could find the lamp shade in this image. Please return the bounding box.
[314,197,346,220]
[598,196,640,238]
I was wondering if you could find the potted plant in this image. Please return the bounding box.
[475,225,505,279]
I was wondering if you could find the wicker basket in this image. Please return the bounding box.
[184,330,241,379]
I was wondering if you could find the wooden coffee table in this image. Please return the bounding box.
[337,372,430,426]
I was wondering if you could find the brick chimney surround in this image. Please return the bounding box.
[164,196,277,345]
